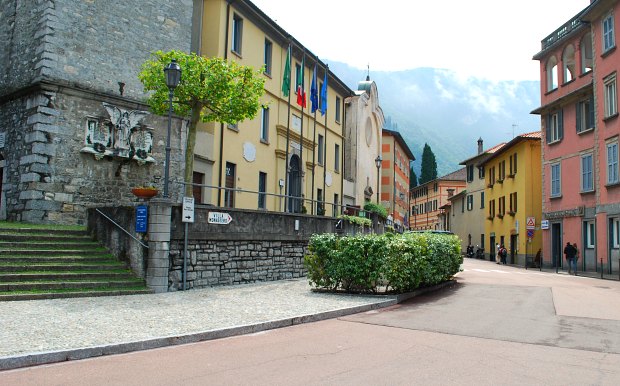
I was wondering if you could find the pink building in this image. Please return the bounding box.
[533,0,620,274]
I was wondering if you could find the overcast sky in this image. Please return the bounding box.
[251,0,591,81]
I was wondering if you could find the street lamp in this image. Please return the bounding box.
[163,59,182,199]
[375,155,382,204]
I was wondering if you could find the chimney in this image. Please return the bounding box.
[477,137,483,155]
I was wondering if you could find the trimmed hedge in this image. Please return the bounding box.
[305,232,462,293]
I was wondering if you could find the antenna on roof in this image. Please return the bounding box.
[366,63,370,81]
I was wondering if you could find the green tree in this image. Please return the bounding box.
[410,162,418,189]
[139,50,265,196]
[419,143,437,185]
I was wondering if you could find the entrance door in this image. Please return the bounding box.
[551,223,562,268]
[288,155,301,213]
[510,234,518,265]
[224,162,236,208]
[489,236,495,261]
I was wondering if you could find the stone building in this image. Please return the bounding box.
[0,0,194,224]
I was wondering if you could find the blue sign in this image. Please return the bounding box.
[526,229,534,239]
[136,205,148,233]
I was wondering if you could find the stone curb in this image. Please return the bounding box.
[0,279,456,371]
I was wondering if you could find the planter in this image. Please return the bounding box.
[131,187,159,199]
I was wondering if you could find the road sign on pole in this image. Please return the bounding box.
[182,197,195,223]
[526,217,535,230]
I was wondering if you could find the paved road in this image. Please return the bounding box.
[2,259,620,385]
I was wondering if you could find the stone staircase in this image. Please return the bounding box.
[0,223,151,301]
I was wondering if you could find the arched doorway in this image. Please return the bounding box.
[288,155,302,213]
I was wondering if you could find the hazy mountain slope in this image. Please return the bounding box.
[329,62,541,176]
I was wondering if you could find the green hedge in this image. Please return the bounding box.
[305,232,462,293]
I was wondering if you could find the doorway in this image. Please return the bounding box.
[551,222,562,268]
[224,162,236,208]
[510,234,517,265]
[288,155,302,213]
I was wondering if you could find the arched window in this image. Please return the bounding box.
[562,44,575,83]
[546,56,558,92]
[580,32,593,74]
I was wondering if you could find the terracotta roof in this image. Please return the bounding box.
[438,167,466,181]
[459,142,506,165]
[480,131,542,165]
[519,131,542,139]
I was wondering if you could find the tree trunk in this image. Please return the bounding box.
[184,103,202,197]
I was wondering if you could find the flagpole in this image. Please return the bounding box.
[283,43,292,213]
[323,64,328,211]
[310,59,319,215]
[299,50,306,213]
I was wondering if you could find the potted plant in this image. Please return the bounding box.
[131,186,159,199]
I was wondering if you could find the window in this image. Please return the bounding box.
[577,96,595,133]
[603,14,615,52]
[467,165,474,182]
[562,44,575,83]
[260,107,269,142]
[258,172,267,209]
[551,163,561,197]
[334,143,340,172]
[224,162,236,208]
[509,192,517,214]
[333,193,339,216]
[604,74,617,118]
[546,110,563,143]
[433,200,437,211]
[478,166,485,179]
[192,171,204,204]
[488,199,495,219]
[509,153,517,176]
[335,96,341,122]
[546,56,558,91]
[480,191,485,209]
[434,183,438,192]
[498,160,506,181]
[317,189,323,214]
[263,39,272,75]
[231,14,243,55]
[498,196,505,217]
[488,166,495,186]
[581,153,594,192]
[612,218,620,249]
[461,197,465,213]
[581,33,593,74]
[608,142,619,184]
[466,195,473,211]
[317,134,324,165]
[586,220,595,248]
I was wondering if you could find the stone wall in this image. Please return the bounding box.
[167,207,338,290]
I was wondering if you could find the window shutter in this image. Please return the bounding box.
[559,109,564,140]
[546,115,551,143]
[589,95,595,128]
[576,102,582,132]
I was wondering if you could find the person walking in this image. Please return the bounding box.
[572,243,579,275]
[500,244,507,265]
[564,242,577,274]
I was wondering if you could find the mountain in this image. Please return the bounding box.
[328,62,541,176]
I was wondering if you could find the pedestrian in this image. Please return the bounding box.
[496,243,501,264]
[572,243,579,275]
[564,242,577,274]
[500,244,507,264]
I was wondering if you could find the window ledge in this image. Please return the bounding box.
[550,194,563,200]
[487,183,494,188]
[497,214,504,219]
[577,127,595,135]
[260,139,269,145]
[544,88,558,96]
[580,189,595,195]
[231,50,242,59]
[604,113,619,122]
[508,174,515,178]
[601,45,616,58]
[561,79,576,87]
[508,211,516,216]
[606,181,620,188]
[486,216,494,220]
[497,179,504,184]
[227,125,239,132]
[263,72,272,79]
[547,139,563,146]
[579,69,593,78]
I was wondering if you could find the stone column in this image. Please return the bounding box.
[146,198,172,293]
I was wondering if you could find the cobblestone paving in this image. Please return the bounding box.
[0,280,394,358]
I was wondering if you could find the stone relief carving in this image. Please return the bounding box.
[80,103,154,164]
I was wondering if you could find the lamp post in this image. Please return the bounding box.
[163,59,182,199]
[375,155,382,204]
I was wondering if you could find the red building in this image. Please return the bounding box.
[410,168,466,231]
[533,0,620,274]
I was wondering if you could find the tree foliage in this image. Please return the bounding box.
[139,50,265,196]
[410,162,418,189]
[419,143,437,185]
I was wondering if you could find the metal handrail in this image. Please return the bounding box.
[95,208,149,249]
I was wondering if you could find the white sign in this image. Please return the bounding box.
[541,220,549,230]
[182,197,195,223]
[526,216,536,230]
[208,211,233,225]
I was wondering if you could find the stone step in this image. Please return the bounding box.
[0,279,147,292]
[0,255,117,264]
[0,249,110,256]
[0,241,101,249]
[0,234,94,242]
[0,272,137,282]
[0,288,152,301]
[0,227,87,236]
[0,263,126,272]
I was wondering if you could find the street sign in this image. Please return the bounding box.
[526,216,536,230]
[527,229,534,239]
[208,211,232,225]
[182,197,195,223]
[541,220,549,230]
[135,205,148,233]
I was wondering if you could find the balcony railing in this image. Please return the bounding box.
[541,13,586,51]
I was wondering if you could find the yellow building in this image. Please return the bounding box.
[481,132,542,265]
[191,0,353,214]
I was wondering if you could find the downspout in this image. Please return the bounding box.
[341,95,346,216]
[218,0,235,206]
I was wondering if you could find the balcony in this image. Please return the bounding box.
[541,13,585,51]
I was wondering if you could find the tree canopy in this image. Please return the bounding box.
[419,143,437,185]
[139,50,265,196]
[409,162,418,189]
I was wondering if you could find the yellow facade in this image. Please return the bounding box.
[193,0,351,213]
[483,133,542,264]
